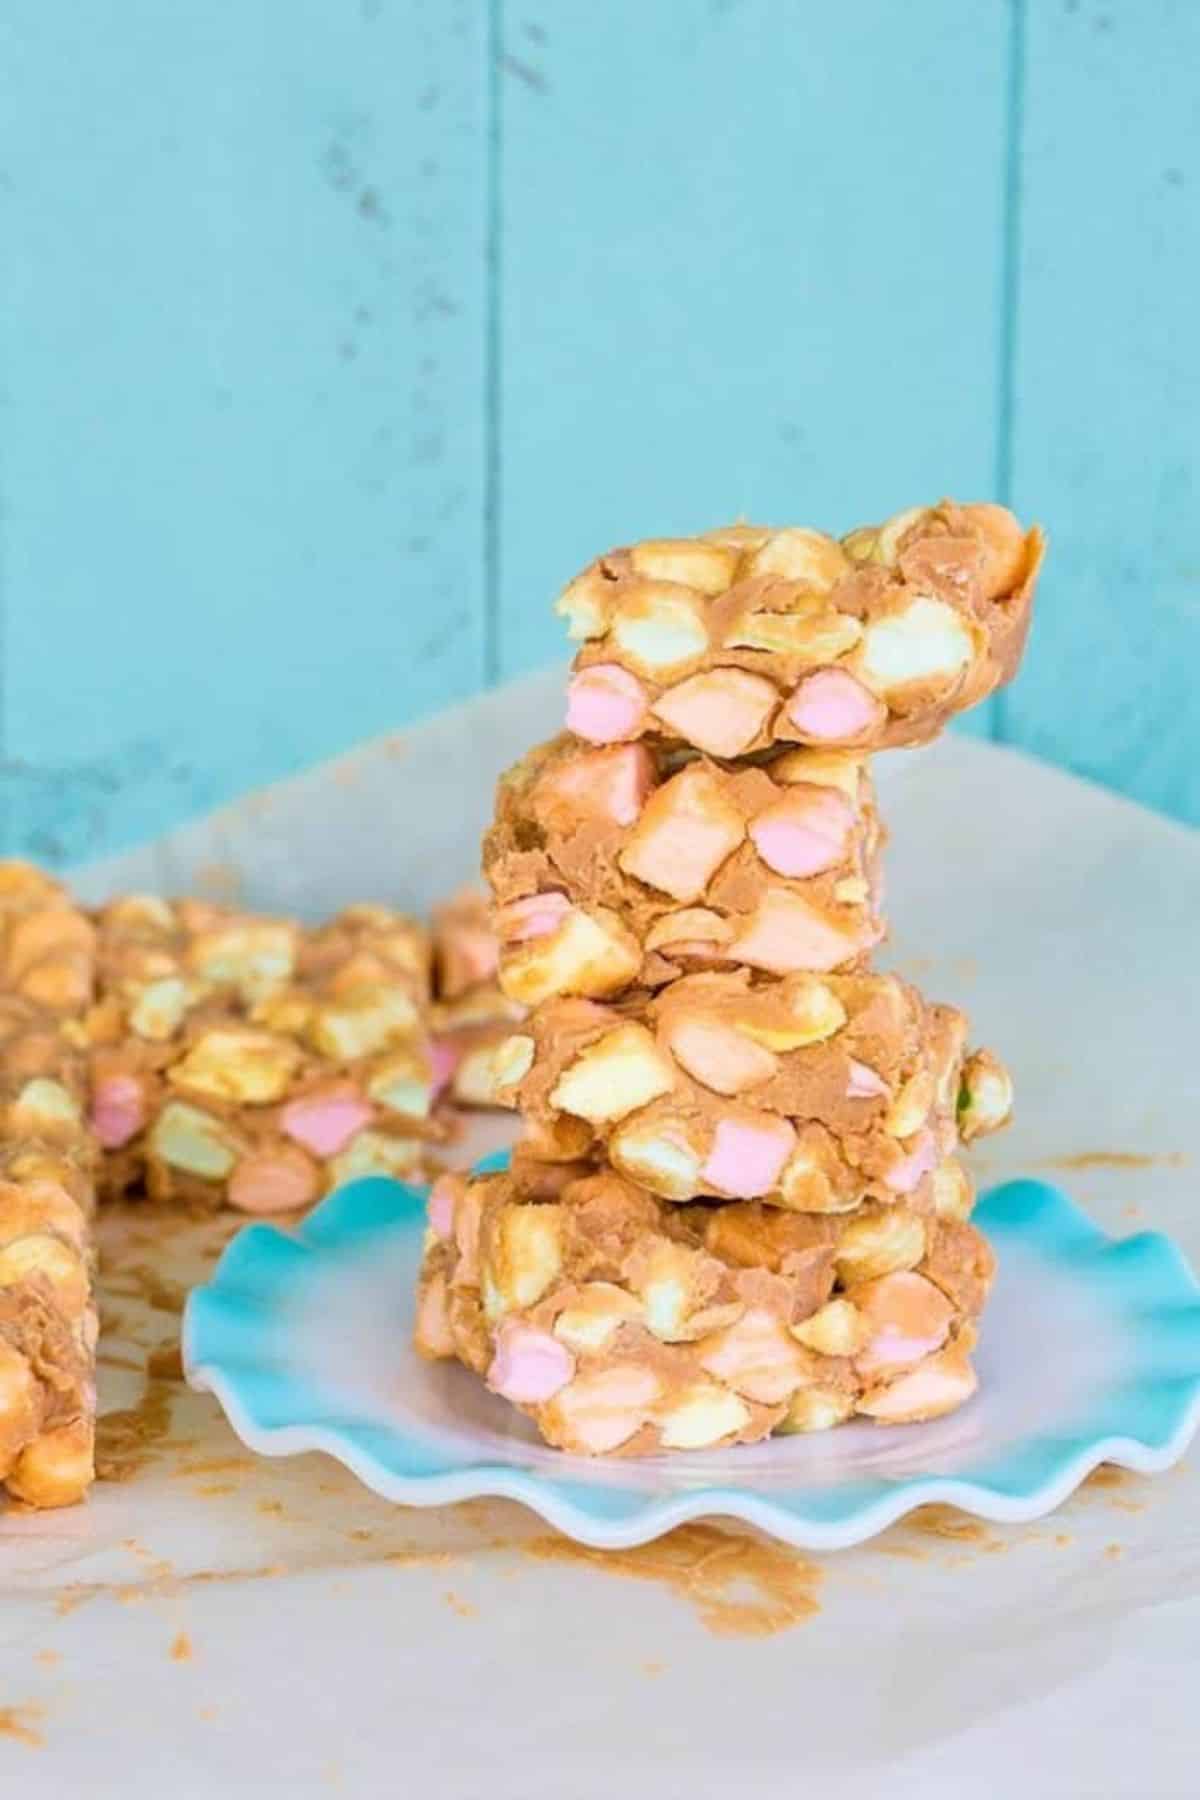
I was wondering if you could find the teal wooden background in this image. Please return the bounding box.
[1,0,1197,865]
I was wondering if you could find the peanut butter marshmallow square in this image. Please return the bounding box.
[415,1165,994,1453]
[486,735,885,1006]
[475,970,1010,1209]
[85,897,444,1214]
[560,503,1044,757]
[0,863,100,1508]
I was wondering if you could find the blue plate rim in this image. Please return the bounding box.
[183,1172,1200,1551]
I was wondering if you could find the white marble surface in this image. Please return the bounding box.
[3,673,1198,1797]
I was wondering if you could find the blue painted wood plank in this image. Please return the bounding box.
[1005,0,1200,825]
[0,0,488,863]
[494,0,1014,750]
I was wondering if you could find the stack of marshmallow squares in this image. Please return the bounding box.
[415,500,1045,1454]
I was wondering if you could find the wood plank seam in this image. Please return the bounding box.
[485,0,504,686]
[994,0,1028,746]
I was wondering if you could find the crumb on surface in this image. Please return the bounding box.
[95,1374,177,1484]
[905,1505,1002,1549]
[384,1548,455,1569]
[522,1523,822,1639]
[1079,1465,1150,1515]
[147,1343,185,1382]
[0,1705,45,1749]
[54,1585,94,1618]
[175,1456,254,1478]
[1041,1150,1187,1172]
[54,1561,287,1619]
[115,1264,188,1316]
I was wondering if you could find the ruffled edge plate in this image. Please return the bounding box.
[183,1168,1200,1550]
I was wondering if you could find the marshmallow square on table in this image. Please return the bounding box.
[87,896,445,1215]
[0,863,101,1509]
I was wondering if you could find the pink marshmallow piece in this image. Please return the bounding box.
[786,669,885,744]
[228,1152,319,1216]
[650,669,777,757]
[884,1128,938,1193]
[619,765,745,902]
[551,1366,661,1453]
[701,1114,796,1198]
[451,929,499,989]
[698,1308,806,1404]
[427,1175,459,1240]
[860,1322,948,1373]
[867,1351,977,1420]
[90,1073,146,1150]
[543,742,654,828]
[280,1091,374,1159]
[604,744,656,825]
[566,1409,646,1455]
[495,891,572,945]
[854,1276,954,1377]
[667,1016,777,1096]
[429,1037,462,1100]
[565,663,649,744]
[846,1058,890,1100]
[749,787,854,878]
[486,1321,576,1405]
[729,888,859,974]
